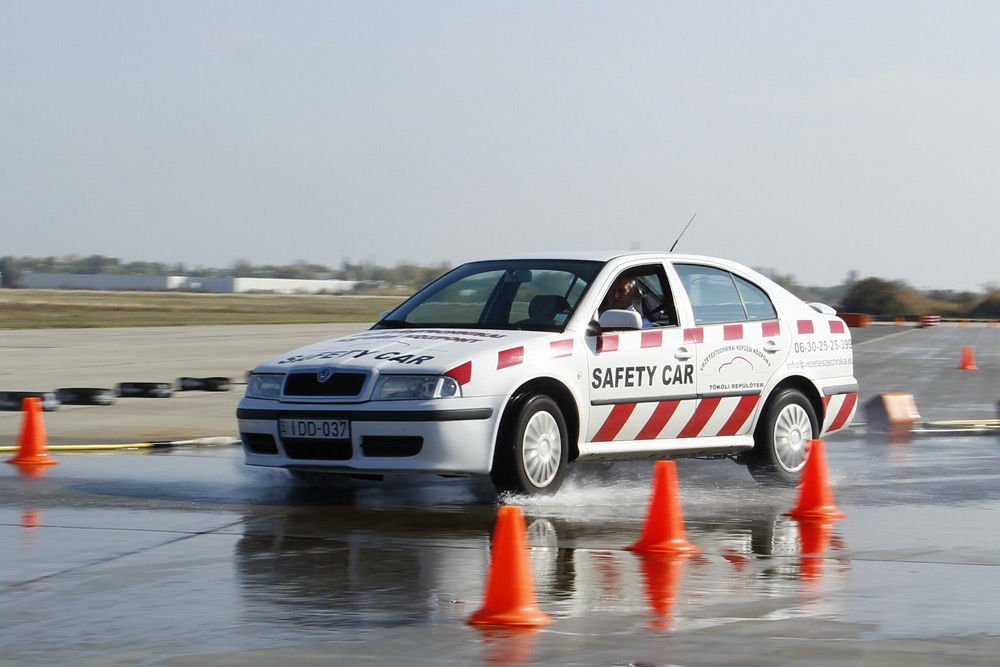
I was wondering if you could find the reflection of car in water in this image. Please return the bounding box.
[238,252,858,495]
[233,503,847,627]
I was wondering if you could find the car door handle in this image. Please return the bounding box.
[674,347,693,361]
[763,340,782,353]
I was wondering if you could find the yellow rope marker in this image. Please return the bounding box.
[0,437,239,453]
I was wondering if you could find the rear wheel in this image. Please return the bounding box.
[747,388,817,485]
[491,395,568,495]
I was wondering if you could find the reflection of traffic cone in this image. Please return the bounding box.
[785,440,845,520]
[476,627,540,666]
[796,517,834,582]
[468,506,551,627]
[628,461,700,554]
[22,510,41,529]
[636,552,689,629]
[6,398,57,467]
[958,346,978,370]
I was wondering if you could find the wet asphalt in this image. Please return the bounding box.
[2,323,1000,666]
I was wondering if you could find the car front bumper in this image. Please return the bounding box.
[236,397,502,475]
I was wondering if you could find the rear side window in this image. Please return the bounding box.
[674,264,776,324]
[734,275,777,321]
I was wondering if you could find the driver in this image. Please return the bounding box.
[600,273,652,327]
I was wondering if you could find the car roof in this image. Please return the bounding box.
[463,250,725,264]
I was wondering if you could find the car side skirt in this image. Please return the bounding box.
[578,435,754,460]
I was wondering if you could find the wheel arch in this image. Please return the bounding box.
[758,375,824,430]
[498,377,581,463]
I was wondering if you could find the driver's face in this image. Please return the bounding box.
[606,277,636,309]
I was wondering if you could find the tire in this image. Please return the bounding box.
[747,388,817,485]
[177,377,205,391]
[116,382,173,398]
[177,377,231,392]
[0,391,60,412]
[200,377,231,392]
[55,388,116,406]
[491,395,569,496]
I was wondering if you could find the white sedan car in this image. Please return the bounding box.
[238,252,857,494]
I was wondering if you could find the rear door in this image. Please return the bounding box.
[672,262,791,436]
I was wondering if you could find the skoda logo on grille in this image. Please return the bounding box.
[316,369,334,383]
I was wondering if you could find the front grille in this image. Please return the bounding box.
[282,438,353,460]
[242,432,278,454]
[361,436,424,457]
[284,371,367,397]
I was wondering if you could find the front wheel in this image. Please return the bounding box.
[747,388,817,485]
[491,395,569,495]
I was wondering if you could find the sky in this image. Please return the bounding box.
[2,1,999,291]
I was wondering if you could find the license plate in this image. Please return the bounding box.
[279,418,351,440]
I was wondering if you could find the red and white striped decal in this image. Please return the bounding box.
[497,346,524,370]
[590,321,785,353]
[684,327,704,344]
[550,339,574,358]
[445,361,472,385]
[822,392,858,434]
[640,330,662,348]
[589,394,761,442]
[597,334,619,353]
[723,324,743,341]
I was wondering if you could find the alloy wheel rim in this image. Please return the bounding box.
[773,404,811,472]
[522,411,562,488]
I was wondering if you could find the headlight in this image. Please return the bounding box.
[245,373,284,399]
[373,375,461,401]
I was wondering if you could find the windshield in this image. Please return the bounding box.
[375,259,604,332]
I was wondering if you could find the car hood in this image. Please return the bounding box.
[254,327,556,375]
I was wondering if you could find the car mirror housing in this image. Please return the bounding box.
[598,309,643,331]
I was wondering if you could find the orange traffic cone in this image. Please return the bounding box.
[958,345,978,370]
[6,398,57,467]
[468,506,551,627]
[785,440,844,520]
[628,461,700,554]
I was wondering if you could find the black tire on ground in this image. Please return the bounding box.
[747,388,817,485]
[116,382,174,398]
[0,391,60,412]
[177,377,231,392]
[490,395,569,496]
[200,377,231,392]
[55,388,116,406]
[177,377,205,391]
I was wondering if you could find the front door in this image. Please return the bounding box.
[584,264,698,448]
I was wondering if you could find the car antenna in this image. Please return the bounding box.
[669,212,697,252]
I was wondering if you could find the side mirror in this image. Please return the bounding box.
[598,309,643,331]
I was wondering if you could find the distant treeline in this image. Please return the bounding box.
[0,255,450,291]
[1,254,998,317]
[759,270,1000,319]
